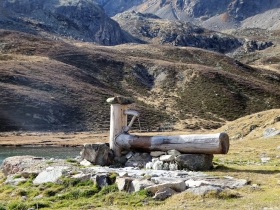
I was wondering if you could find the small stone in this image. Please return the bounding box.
[274,116,280,123]
[153,187,176,200]
[261,157,270,163]
[163,163,169,170]
[80,159,92,167]
[125,151,134,159]
[185,179,210,187]
[150,151,166,157]
[118,172,128,177]
[159,155,175,162]
[169,163,177,171]
[116,177,134,191]
[33,194,43,200]
[167,150,181,156]
[145,162,153,170]
[72,173,91,180]
[152,160,163,170]
[187,185,222,195]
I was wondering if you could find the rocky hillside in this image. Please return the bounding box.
[1,29,280,132]
[0,0,135,45]
[113,11,241,53]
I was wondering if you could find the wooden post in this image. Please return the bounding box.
[107,96,135,157]
[109,104,127,157]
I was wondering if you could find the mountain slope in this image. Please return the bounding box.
[0,0,135,45]
[113,11,241,53]
[1,30,280,132]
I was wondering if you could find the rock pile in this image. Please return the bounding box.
[0,155,248,201]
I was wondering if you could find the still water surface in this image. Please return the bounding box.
[0,146,82,165]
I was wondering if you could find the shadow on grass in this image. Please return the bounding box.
[213,164,280,174]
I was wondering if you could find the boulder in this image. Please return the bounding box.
[91,173,110,187]
[72,173,91,181]
[176,154,213,171]
[0,156,45,176]
[146,180,186,193]
[263,128,280,138]
[153,187,177,200]
[129,179,153,192]
[159,155,175,162]
[33,166,69,184]
[187,185,222,195]
[80,143,113,166]
[125,153,152,168]
[116,177,134,191]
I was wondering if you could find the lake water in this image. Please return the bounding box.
[0,146,82,165]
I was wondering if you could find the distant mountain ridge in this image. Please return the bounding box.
[93,0,280,31]
[0,0,135,45]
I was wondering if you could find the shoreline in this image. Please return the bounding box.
[0,130,214,146]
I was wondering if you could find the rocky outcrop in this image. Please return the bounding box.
[0,0,133,45]
[113,11,242,53]
[80,143,113,166]
[243,39,273,52]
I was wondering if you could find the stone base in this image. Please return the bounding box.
[176,154,213,171]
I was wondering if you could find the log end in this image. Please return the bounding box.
[219,132,230,154]
[106,96,134,105]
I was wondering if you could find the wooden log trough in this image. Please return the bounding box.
[107,96,229,158]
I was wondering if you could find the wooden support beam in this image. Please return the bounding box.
[115,132,229,154]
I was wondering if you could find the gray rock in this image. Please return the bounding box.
[167,150,181,156]
[159,155,175,162]
[261,157,271,163]
[152,160,163,170]
[263,128,280,138]
[79,159,92,167]
[274,116,280,123]
[163,163,169,170]
[80,143,113,166]
[185,179,210,187]
[169,163,178,171]
[150,151,166,157]
[176,154,213,171]
[125,151,134,159]
[33,194,43,200]
[249,124,258,132]
[118,172,128,177]
[33,166,69,184]
[203,177,248,189]
[4,175,26,185]
[92,173,110,187]
[187,185,222,195]
[116,177,134,191]
[72,173,91,181]
[125,153,152,168]
[129,179,153,192]
[0,156,45,176]
[1,0,131,45]
[145,162,153,170]
[153,187,176,200]
[146,180,186,193]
